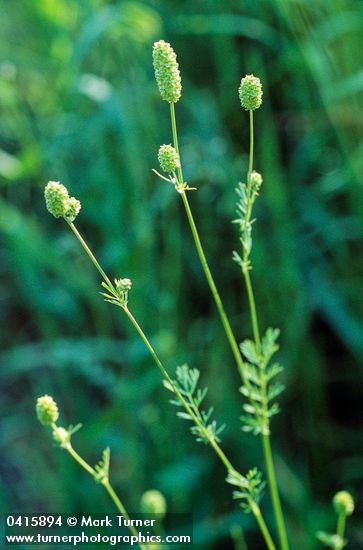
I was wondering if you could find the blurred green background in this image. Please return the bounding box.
[1,0,363,548]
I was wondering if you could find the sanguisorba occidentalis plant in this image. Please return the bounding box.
[36,39,356,550]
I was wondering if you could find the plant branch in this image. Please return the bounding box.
[65,221,276,550]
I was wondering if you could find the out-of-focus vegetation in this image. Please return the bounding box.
[1,0,362,548]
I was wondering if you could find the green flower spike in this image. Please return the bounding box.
[152,40,182,104]
[158,144,180,173]
[36,395,59,426]
[44,181,81,222]
[238,75,263,111]
[333,491,355,516]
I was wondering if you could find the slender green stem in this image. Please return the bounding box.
[230,524,249,550]
[67,219,234,473]
[123,306,234,472]
[169,103,255,394]
[242,111,261,352]
[125,281,276,550]
[65,443,97,477]
[244,269,261,349]
[262,435,289,550]
[170,101,290,549]
[67,221,113,289]
[102,480,147,545]
[336,512,346,540]
[244,268,289,550]
[180,190,247,383]
[243,109,289,550]
[63,443,147,549]
[247,110,254,184]
[124,309,276,549]
[170,103,184,184]
[251,502,277,550]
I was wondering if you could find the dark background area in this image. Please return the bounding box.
[1,0,363,548]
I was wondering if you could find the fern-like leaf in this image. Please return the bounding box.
[164,364,226,445]
[239,328,284,435]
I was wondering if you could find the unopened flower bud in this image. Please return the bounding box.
[52,426,71,448]
[158,144,180,173]
[115,278,132,292]
[36,395,59,425]
[238,75,263,111]
[140,490,167,518]
[250,171,263,188]
[153,40,182,104]
[333,491,354,516]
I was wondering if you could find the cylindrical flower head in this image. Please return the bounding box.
[153,40,182,103]
[44,181,81,221]
[158,144,180,173]
[36,395,59,425]
[333,491,355,516]
[140,490,167,518]
[45,181,70,218]
[239,75,263,110]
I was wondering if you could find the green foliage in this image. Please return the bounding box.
[94,447,111,483]
[233,172,263,270]
[164,365,226,444]
[101,279,132,309]
[227,468,266,513]
[239,329,285,435]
